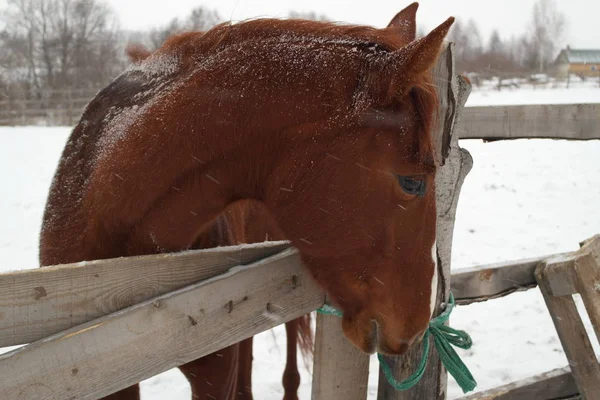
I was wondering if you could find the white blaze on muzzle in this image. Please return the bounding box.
[430,240,438,317]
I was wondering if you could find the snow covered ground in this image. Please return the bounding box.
[468,87,600,106]
[1,87,599,399]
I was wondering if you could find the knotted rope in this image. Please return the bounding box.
[316,293,477,393]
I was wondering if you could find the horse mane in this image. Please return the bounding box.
[152,18,438,167]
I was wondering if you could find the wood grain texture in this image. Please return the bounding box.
[377,43,474,400]
[542,254,579,297]
[573,236,600,348]
[459,104,600,140]
[451,254,566,305]
[2,243,566,352]
[536,261,600,399]
[0,241,290,347]
[459,366,578,400]
[311,312,370,400]
[0,248,325,400]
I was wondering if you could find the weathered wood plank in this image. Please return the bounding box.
[535,262,600,399]
[1,242,585,352]
[451,254,566,305]
[0,248,324,400]
[573,239,600,347]
[378,43,474,400]
[542,254,579,297]
[543,236,600,348]
[574,253,600,350]
[0,241,290,347]
[539,236,600,299]
[311,312,370,400]
[459,366,578,400]
[459,104,600,140]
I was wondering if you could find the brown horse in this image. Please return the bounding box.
[39,2,453,398]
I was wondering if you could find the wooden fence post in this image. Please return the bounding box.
[311,312,370,399]
[377,43,473,400]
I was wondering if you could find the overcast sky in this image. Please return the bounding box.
[0,0,595,48]
[102,0,597,48]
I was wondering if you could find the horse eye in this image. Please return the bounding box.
[397,176,426,197]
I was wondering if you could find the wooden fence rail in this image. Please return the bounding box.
[0,248,325,400]
[459,103,600,141]
[0,241,290,348]
[460,366,578,400]
[0,241,570,348]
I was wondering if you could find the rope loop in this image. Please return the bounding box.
[316,292,477,393]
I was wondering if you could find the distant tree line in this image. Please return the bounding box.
[0,0,226,100]
[0,0,567,102]
[448,0,566,78]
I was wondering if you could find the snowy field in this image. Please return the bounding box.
[1,87,599,399]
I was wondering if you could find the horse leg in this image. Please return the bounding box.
[283,320,301,400]
[179,344,240,400]
[98,384,140,400]
[236,337,254,399]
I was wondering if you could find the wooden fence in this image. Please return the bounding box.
[0,88,99,126]
[1,240,598,399]
[0,43,599,400]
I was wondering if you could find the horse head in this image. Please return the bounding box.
[260,16,454,355]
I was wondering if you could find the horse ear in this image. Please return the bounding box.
[386,17,454,99]
[387,2,419,42]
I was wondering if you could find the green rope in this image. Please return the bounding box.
[316,293,477,394]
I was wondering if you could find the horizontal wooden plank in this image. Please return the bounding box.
[459,366,578,400]
[450,254,567,305]
[0,248,325,400]
[0,241,291,347]
[0,245,572,349]
[459,103,600,140]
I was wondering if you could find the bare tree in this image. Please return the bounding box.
[1,0,123,95]
[188,6,221,31]
[149,17,182,49]
[148,6,222,49]
[449,19,474,73]
[448,18,485,73]
[447,18,467,71]
[288,10,329,21]
[528,0,566,73]
[487,30,504,56]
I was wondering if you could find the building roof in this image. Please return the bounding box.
[559,49,600,64]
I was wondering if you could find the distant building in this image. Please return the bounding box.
[555,46,600,78]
